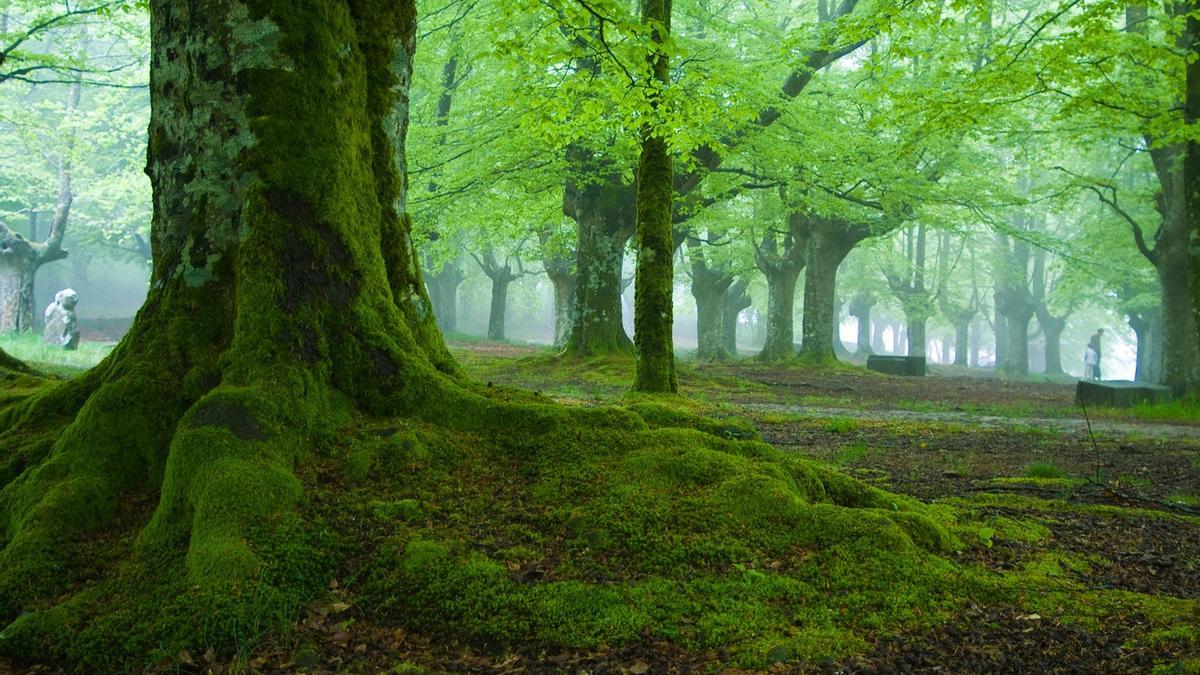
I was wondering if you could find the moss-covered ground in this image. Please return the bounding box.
[1,339,1197,672]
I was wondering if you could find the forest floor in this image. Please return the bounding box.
[3,339,1198,674]
[400,340,1197,674]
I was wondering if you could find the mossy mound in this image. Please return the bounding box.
[324,397,975,668]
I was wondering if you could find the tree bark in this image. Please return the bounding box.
[425,260,464,333]
[632,0,676,393]
[562,175,634,356]
[953,320,970,367]
[488,276,511,341]
[722,278,751,356]
[688,238,734,361]
[1129,308,1164,384]
[549,269,576,347]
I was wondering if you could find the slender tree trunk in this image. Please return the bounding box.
[849,292,872,355]
[1000,302,1035,376]
[693,285,727,360]
[425,262,464,333]
[1158,257,1200,391]
[871,316,886,354]
[688,245,734,361]
[1185,0,1200,396]
[549,270,576,347]
[1041,316,1065,376]
[488,277,511,341]
[953,320,970,367]
[632,0,676,393]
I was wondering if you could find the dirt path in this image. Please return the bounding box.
[743,402,1200,441]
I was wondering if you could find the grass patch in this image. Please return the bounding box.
[1026,462,1066,479]
[0,333,113,375]
[1129,397,1200,423]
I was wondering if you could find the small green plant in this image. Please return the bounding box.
[1026,462,1065,479]
[977,526,996,548]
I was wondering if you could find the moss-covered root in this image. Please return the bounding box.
[0,347,33,375]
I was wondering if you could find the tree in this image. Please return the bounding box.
[632,0,677,393]
[884,223,935,358]
[0,0,474,632]
[686,232,736,360]
[753,207,808,361]
[471,244,533,341]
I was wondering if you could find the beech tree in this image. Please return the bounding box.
[0,0,472,632]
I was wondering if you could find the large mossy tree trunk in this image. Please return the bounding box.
[797,217,863,362]
[0,0,476,632]
[562,174,634,356]
[632,0,676,393]
[754,212,808,361]
[722,278,751,356]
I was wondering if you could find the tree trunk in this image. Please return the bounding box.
[632,0,676,393]
[688,242,734,361]
[562,181,634,356]
[488,277,511,341]
[0,0,471,628]
[425,261,464,333]
[907,318,926,358]
[753,214,808,362]
[693,284,727,361]
[1185,0,1200,396]
[758,268,799,361]
[0,82,76,332]
[1041,315,1065,376]
[0,251,35,333]
[798,220,858,362]
[549,270,576,347]
[871,316,886,354]
[722,278,751,356]
[849,292,872,355]
[953,320,970,367]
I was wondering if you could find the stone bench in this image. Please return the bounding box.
[866,355,926,377]
[1075,380,1172,408]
